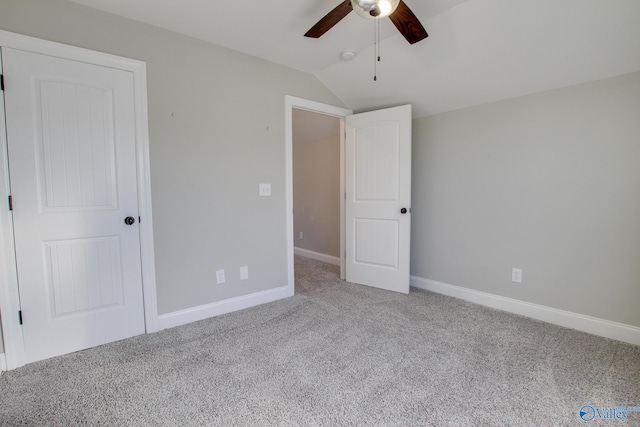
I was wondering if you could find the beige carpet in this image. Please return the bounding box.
[1,256,639,425]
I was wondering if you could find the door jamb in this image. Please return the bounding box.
[285,96,351,294]
[0,30,158,370]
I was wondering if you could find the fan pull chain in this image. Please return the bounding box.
[373,18,381,81]
[373,18,376,81]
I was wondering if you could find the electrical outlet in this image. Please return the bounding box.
[240,266,249,280]
[299,231,304,240]
[216,269,226,284]
[511,268,522,283]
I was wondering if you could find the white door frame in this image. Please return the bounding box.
[0,30,158,370]
[285,96,351,294]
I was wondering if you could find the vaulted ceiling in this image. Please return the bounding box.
[68,0,640,118]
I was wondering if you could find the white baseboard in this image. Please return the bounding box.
[294,247,340,266]
[157,286,290,331]
[0,353,6,373]
[411,276,640,346]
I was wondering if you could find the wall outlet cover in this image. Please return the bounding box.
[511,268,523,283]
[216,269,226,284]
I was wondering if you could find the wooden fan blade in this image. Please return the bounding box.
[389,0,428,44]
[304,0,353,38]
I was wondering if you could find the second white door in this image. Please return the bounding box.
[345,104,412,293]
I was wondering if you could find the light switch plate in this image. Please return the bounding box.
[259,183,271,196]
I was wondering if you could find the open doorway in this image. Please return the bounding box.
[292,109,341,266]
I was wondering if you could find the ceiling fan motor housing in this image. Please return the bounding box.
[355,0,378,13]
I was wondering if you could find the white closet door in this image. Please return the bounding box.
[2,47,145,363]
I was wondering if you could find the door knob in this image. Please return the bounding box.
[124,216,136,225]
[400,208,408,214]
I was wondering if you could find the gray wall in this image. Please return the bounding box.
[0,0,345,316]
[411,71,640,327]
[293,136,341,257]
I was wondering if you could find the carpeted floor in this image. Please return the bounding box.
[1,256,639,426]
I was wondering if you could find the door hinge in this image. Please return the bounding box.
[8,195,12,211]
[138,216,141,223]
[0,74,4,91]
[18,310,23,325]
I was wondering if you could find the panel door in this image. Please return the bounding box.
[2,47,145,363]
[345,104,412,293]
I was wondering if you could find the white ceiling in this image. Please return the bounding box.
[68,0,640,118]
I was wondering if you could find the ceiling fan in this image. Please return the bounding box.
[304,0,428,44]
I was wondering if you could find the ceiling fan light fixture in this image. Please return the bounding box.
[377,0,395,17]
[351,0,400,19]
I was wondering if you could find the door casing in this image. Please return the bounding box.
[286,97,412,295]
[0,30,158,370]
